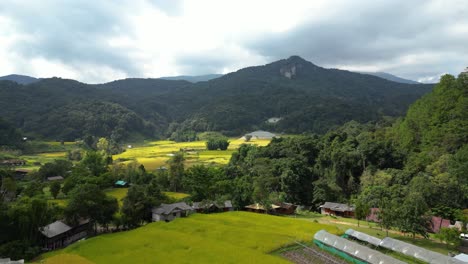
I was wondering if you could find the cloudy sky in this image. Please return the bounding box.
[0,0,467,83]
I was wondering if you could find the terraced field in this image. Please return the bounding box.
[113,138,271,170]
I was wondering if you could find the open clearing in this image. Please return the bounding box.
[113,138,271,170]
[12,138,271,171]
[47,188,189,208]
[35,212,336,264]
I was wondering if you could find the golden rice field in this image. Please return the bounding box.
[113,138,271,170]
[35,212,336,264]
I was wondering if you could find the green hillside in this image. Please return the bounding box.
[36,212,335,264]
[0,56,432,141]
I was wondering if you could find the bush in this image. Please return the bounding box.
[206,137,230,150]
[0,240,41,261]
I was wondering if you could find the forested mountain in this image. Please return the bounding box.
[160,74,223,83]
[357,72,420,84]
[0,56,433,141]
[0,74,38,85]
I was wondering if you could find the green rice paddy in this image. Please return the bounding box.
[35,212,335,264]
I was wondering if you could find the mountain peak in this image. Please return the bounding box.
[0,74,39,85]
[285,55,307,63]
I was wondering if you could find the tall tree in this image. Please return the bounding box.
[397,192,430,238]
[168,152,184,192]
[49,181,61,199]
[65,184,117,232]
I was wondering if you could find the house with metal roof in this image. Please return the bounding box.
[242,130,277,140]
[114,180,128,187]
[192,200,233,213]
[320,202,355,217]
[47,176,64,181]
[151,202,194,222]
[40,219,90,250]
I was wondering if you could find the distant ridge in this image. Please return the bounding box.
[0,74,39,85]
[160,74,223,83]
[0,56,433,140]
[358,72,419,84]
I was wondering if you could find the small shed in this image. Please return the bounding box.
[244,203,280,214]
[320,202,355,217]
[47,176,64,181]
[13,169,30,180]
[152,202,194,222]
[241,130,277,140]
[114,180,128,188]
[274,203,297,215]
[192,200,233,213]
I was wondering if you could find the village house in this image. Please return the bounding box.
[192,200,233,213]
[320,202,355,218]
[274,203,297,215]
[47,176,64,181]
[0,159,26,167]
[40,219,90,250]
[151,202,194,222]
[241,130,277,140]
[13,169,30,181]
[244,203,297,215]
[114,180,128,188]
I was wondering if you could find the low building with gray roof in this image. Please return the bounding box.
[151,202,194,222]
[320,202,355,218]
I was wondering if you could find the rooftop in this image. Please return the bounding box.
[320,202,355,212]
[40,220,71,238]
[152,202,193,215]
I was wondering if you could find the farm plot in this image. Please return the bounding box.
[35,212,335,264]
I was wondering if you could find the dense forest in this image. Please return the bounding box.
[0,56,432,141]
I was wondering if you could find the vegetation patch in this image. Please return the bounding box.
[37,212,335,264]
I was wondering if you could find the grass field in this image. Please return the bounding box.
[47,188,190,209]
[35,212,336,264]
[3,138,270,172]
[112,138,271,170]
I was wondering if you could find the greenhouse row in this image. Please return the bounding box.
[314,230,406,264]
[345,229,466,264]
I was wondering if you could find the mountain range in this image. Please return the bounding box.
[0,56,433,141]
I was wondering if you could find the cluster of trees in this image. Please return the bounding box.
[0,149,173,260]
[206,136,230,150]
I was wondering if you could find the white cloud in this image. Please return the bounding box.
[0,0,467,83]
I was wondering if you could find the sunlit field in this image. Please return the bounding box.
[35,212,336,264]
[47,188,190,209]
[113,138,271,170]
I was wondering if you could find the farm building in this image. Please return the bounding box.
[47,176,64,181]
[241,130,277,140]
[366,207,380,222]
[152,202,194,222]
[0,258,24,264]
[379,237,465,264]
[274,203,297,215]
[319,202,355,217]
[40,219,90,250]
[114,180,128,187]
[430,216,451,233]
[192,200,233,213]
[314,230,405,264]
[0,159,26,166]
[13,169,30,180]
[244,203,297,215]
[266,117,282,124]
